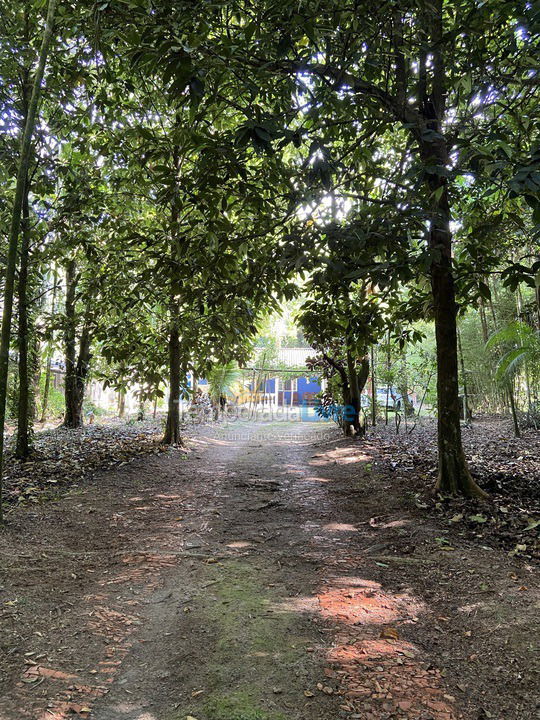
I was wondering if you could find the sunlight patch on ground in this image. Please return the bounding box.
[317,576,456,719]
[369,517,412,529]
[302,474,334,483]
[226,540,253,548]
[323,522,360,532]
[319,586,416,625]
[309,447,373,466]
[269,596,320,614]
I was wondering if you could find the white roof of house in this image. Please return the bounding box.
[276,347,314,367]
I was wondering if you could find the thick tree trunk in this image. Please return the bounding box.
[346,350,361,435]
[422,139,486,497]
[118,390,126,418]
[15,187,32,458]
[385,332,391,426]
[63,260,80,428]
[370,346,376,426]
[0,0,58,521]
[414,0,486,497]
[40,270,57,423]
[343,351,369,437]
[163,305,181,444]
[163,142,183,446]
[63,261,92,429]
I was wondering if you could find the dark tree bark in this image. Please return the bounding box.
[163,301,181,443]
[0,0,58,520]
[422,140,485,496]
[63,261,92,429]
[163,142,183,446]
[323,352,351,435]
[370,346,376,426]
[346,350,360,436]
[63,260,79,427]
[15,183,32,458]
[40,270,58,423]
[324,350,369,437]
[348,353,369,437]
[418,1,486,498]
[305,2,486,495]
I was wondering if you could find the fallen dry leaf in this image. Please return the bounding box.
[380,626,399,640]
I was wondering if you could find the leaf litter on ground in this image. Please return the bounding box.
[3,418,171,508]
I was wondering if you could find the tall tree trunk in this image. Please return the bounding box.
[118,390,126,418]
[0,0,58,521]
[345,351,369,437]
[356,355,370,436]
[163,141,183,445]
[424,147,485,497]
[63,260,79,427]
[40,355,53,423]
[346,350,361,435]
[420,0,485,498]
[40,270,57,422]
[63,261,92,428]
[457,329,471,422]
[370,345,376,426]
[163,303,181,443]
[15,184,32,458]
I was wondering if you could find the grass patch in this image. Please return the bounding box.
[202,691,287,720]
[206,560,298,663]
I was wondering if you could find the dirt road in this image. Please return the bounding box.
[0,421,538,720]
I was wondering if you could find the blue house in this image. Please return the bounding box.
[185,348,323,407]
[253,375,321,406]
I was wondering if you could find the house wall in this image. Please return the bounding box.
[297,376,320,405]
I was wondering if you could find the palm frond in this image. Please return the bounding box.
[207,362,242,402]
[495,347,527,381]
[485,321,534,350]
